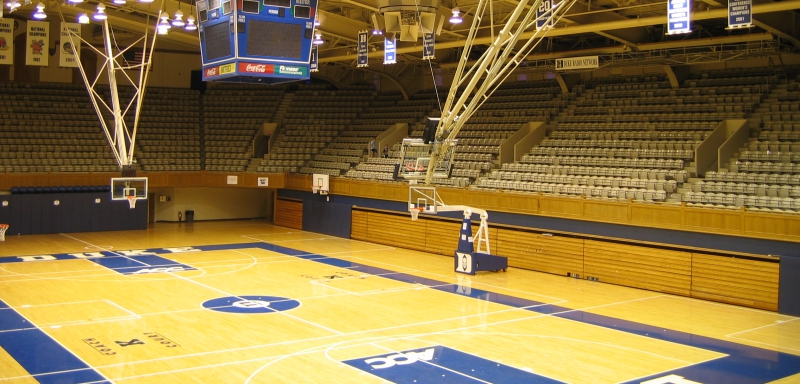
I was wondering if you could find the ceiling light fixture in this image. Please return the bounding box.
[449,7,462,24]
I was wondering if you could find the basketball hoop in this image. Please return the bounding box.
[126,195,138,209]
[0,224,8,241]
[409,207,424,221]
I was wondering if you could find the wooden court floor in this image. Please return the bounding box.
[1,220,799,383]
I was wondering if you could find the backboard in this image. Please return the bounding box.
[396,138,457,180]
[111,177,148,200]
[312,174,330,195]
[408,186,440,214]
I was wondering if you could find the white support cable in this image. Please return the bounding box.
[423,0,577,185]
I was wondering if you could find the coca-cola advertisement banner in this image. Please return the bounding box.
[238,62,275,74]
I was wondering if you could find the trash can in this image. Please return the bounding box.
[185,210,194,223]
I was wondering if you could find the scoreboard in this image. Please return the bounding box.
[197,0,318,84]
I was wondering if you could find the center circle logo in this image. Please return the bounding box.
[202,295,300,314]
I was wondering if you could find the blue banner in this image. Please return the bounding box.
[667,0,691,34]
[384,35,396,64]
[422,33,435,60]
[310,45,318,72]
[536,0,557,31]
[728,0,752,28]
[357,30,368,68]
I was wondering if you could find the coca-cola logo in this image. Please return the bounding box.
[205,67,217,77]
[239,62,273,74]
[246,64,266,72]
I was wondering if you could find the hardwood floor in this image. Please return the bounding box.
[0,220,798,383]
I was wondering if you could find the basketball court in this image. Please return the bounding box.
[1,220,799,383]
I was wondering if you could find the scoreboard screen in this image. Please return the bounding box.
[246,20,303,59]
[198,0,317,83]
[204,22,233,61]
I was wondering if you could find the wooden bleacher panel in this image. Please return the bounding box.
[496,229,584,276]
[691,253,779,311]
[274,198,303,229]
[357,210,427,252]
[583,240,692,296]
[423,219,461,255]
[350,210,368,241]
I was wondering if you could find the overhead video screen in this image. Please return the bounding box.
[246,20,303,59]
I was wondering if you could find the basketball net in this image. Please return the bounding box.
[126,196,138,209]
[409,208,423,221]
[0,224,8,241]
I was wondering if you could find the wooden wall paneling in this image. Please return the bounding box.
[582,200,628,222]
[351,210,368,241]
[538,196,584,217]
[691,254,779,311]
[684,209,743,234]
[744,215,800,242]
[366,211,427,251]
[498,193,539,214]
[274,198,303,229]
[583,240,692,296]
[496,229,584,276]
[630,205,684,229]
[423,219,461,255]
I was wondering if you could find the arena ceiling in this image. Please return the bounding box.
[17,0,800,74]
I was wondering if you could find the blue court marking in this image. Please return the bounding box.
[344,345,565,384]
[89,255,195,275]
[0,300,109,384]
[202,295,301,314]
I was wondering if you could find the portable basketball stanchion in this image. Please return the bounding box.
[0,224,8,241]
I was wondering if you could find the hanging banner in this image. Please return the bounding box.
[357,30,368,68]
[667,0,691,34]
[60,22,81,68]
[555,56,599,71]
[0,19,13,66]
[27,20,49,67]
[384,35,396,64]
[422,33,435,60]
[310,45,318,72]
[728,0,752,28]
[536,0,557,31]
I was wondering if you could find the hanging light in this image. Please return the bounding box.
[312,33,323,45]
[449,7,462,24]
[172,9,185,27]
[139,0,154,3]
[185,15,197,31]
[6,0,20,11]
[112,0,126,4]
[67,0,84,4]
[77,13,90,24]
[94,3,108,20]
[372,28,383,36]
[157,13,171,35]
[33,2,47,19]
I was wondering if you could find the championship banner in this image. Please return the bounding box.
[310,45,318,72]
[0,19,13,66]
[422,33,435,60]
[60,22,81,68]
[728,0,752,28]
[536,0,557,31]
[357,30,368,68]
[667,0,691,34]
[384,35,396,64]
[27,20,49,67]
[555,56,598,71]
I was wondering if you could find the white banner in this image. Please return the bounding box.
[384,35,396,64]
[555,56,599,71]
[667,0,691,34]
[60,22,80,68]
[27,20,49,67]
[0,19,13,66]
